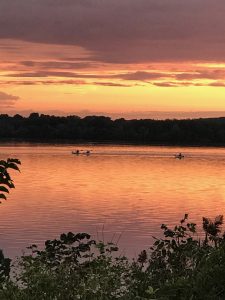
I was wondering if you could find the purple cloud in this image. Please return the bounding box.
[1,0,225,63]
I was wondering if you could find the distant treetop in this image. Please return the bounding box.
[1,113,225,145]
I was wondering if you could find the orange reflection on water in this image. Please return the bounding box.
[1,144,225,257]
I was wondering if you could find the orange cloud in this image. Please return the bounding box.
[0,91,20,107]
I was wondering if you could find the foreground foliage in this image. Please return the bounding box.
[0,215,225,299]
[0,158,20,283]
[1,159,225,299]
[0,158,20,202]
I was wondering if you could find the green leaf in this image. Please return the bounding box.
[7,163,20,172]
[0,186,9,193]
[7,158,21,165]
[0,180,15,189]
[0,160,7,167]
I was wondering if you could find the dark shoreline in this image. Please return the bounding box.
[1,138,225,148]
[1,114,225,147]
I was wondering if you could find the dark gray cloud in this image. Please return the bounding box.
[117,71,166,81]
[208,81,225,87]
[6,71,78,78]
[5,64,225,87]
[1,0,225,63]
[0,79,86,85]
[153,82,180,87]
[176,70,225,80]
[152,81,225,88]
[5,70,167,81]
[0,79,138,87]
[20,60,98,69]
[92,81,138,87]
[0,91,20,107]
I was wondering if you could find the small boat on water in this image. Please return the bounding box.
[72,150,80,155]
[175,153,184,159]
[72,150,91,155]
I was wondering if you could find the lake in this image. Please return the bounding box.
[1,143,225,258]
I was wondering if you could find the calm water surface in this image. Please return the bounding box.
[1,144,225,258]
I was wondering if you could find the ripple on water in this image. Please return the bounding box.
[0,144,225,257]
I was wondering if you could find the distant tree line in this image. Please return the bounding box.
[1,112,225,145]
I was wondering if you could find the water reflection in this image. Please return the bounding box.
[0,144,225,257]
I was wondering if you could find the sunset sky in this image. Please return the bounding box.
[1,0,225,119]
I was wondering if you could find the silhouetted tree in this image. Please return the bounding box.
[1,113,225,145]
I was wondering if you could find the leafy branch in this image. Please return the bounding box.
[0,158,21,202]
